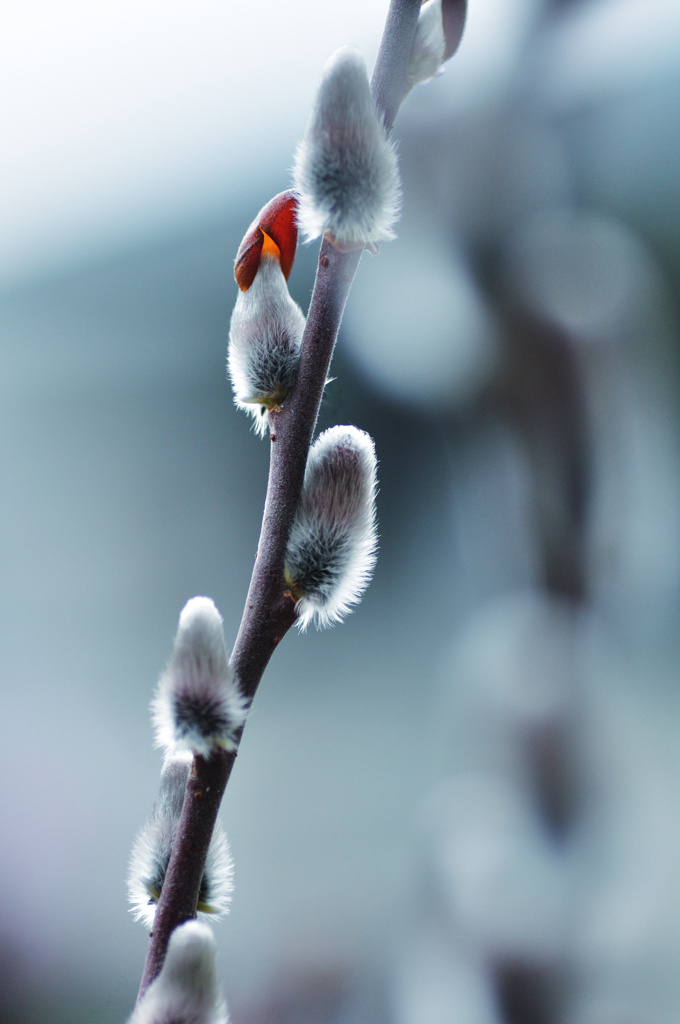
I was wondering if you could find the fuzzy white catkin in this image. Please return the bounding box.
[128,752,234,929]
[284,425,378,630]
[228,256,306,438]
[293,45,401,249]
[128,921,229,1024]
[153,596,248,756]
[409,0,447,84]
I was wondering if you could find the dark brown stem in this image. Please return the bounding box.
[137,0,422,1001]
[138,749,234,995]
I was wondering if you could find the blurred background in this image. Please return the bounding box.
[1,0,680,1021]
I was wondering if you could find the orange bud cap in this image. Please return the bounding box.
[234,190,299,291]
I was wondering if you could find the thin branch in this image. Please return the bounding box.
[138,750,233,993]
[372,0,422,131]
[137,0,422,1000]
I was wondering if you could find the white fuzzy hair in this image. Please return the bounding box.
[293,46,401,249]
[228,256,306,438]
[128,752,234,930]
[409,0,447,84]
[153,597,248,757]
[284,425,378,630]
[128,921,229,1024]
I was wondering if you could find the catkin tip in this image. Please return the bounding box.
[128,921,230,1023]
[152,597,248,757]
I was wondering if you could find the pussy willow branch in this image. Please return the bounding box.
[137,0,421,1000]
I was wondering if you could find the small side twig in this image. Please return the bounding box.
[137,0,422,1000]
[372,0,421,130]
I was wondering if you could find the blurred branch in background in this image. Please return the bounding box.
[368,2,680,1023]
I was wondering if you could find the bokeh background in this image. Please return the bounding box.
[2,1,680,1021]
